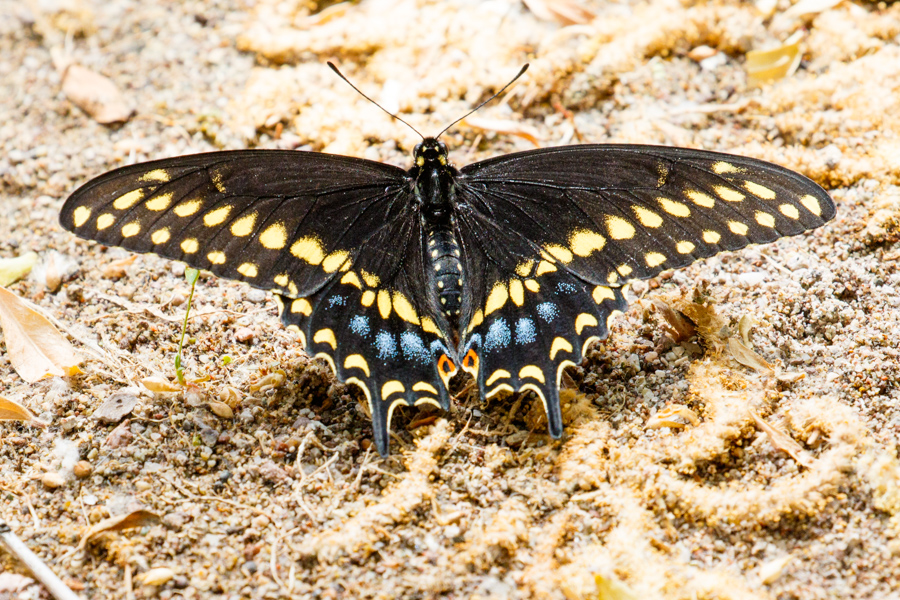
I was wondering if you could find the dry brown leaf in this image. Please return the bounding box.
[749,410,815,468]
[77,510,160,550]
[727,337,774,376]
[0,286,83,382]
[651,299,695,342]
[141,376,181,392]
[102,254,138,279]
[0,396,48,427]
[207,400,234,419]
[460,117,541,146]
[0,252,39,287]
[59,62,133,124]
[646,404,700,430]
[135,567,175,586]
[523,0,595,25]
[746,31,803,87]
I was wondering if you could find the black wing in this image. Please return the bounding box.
[453,144,834,433]
[61,151,457,455]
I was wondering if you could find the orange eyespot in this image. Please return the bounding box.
[438,354,456,376]
[463,348,478,370]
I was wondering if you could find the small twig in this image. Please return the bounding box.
[270,526,299,592]
[0,521,82,600]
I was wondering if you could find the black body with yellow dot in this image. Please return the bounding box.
[60,138,834,455]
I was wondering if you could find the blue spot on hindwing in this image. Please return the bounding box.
[484,318,511,352]
[400,331,430,364]
[349,315,370,337]
[375,331,397,360]
[328,295,346,307]
[557,281,577,295]
[515,318,536,345]
[536,302,559,323]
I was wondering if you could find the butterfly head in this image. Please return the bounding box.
[414,137,449,167]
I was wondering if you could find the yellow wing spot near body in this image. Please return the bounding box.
[729,221,749,236]
[313,328,337,349]
[274,295,285,316]
[519,365,546,383]
[230,213,257,236]
[593,286,615,303]
[203,205,232,227]
[140,169,170,182]
[607,271,619,284]
[377,290,392,319]
[361,290,376,307]
[467,309,484,333]
[800,194,822,216]
[413,382,439,395]
[780,204,800,219]
[210,171,227,193]
[72,206,92,227]
[575,313,598,334]
[659,198,691,217]
[420,316,440,335]
[237,262,258,278]
[360,270,380,287]
[290,236,325,264]
[550,337,573,360]
[633,206,663,228]
[387,399,409,428]
[755,211,776,228]
[617,264,633,277]
[645,252,667,267]
[346,377,372,412]
[676,241,695,254]
[260,223,287,250]
[744,181,777,199]
[515,260,534,277]
[151,228,170,245]
[392,292,420,324]
[544,244,573,264]
[712,161,741,174]
[686,190,715,208]
[536,260,557,276]
[341,271,362,289]
[606,216,636,240]
[113,189,145,210]
[207,251,226,264]
[288,281,298,296]
[703,230,721,244]
[525,279,540,292]
[274,273,289,287]
[485,282,509,316]
[485,369,511,386]
[344,354,371,377]
[173,200,202,217]
[381,380,406,400]
[181,238,199,254]
[322,250,350,273]
[96,213,115,230]
[606,309,624,330]
[714,185,744,202]
[656,162,669,187]
[121,222,141,237]
[146,192,174,211]
[291,298,312,315]
[415,396,441,409]
[569,229,607,257]
[509,279,525,307]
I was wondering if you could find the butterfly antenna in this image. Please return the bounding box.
[327,62,424,140]
[435,64,529,139]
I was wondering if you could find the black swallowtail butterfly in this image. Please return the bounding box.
[60,67,835,455]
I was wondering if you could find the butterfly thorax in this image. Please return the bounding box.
[411,138,464,329]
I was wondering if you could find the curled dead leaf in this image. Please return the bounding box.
[0,396,48,427]
[650,299,696,342]
[522,0,595,25]
[0,286,83,382]
[746,31,803,87]
[749,410,815,468]
[250,370,285,392]
[727,338,774,376]
[77,510,160,551]
[141,376,181,392]
[646,404,700,430]
[135,567,175,586]
[0,252,39,287]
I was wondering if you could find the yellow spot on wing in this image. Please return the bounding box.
[524,279,540,292]
[536,260,557,276]
[113,189,145,210]
[659,198,691,217]
[467,309,484,333]
[381,380,405,400]
[361,290,376,307]
[96,213,115,230]
[485,369,511,386]
[413,381,439,395]
[291,299,312,315]
[121,222,140,237]
[633,206,663,228]
[515,260,534,277]
[755,211,776,228]
[780,204,800,219]
[744,181,777,199]
[322,250,349,273]
[204,205,232,227]
[392,292,420,324]
[313,328,337,349]
[260,223,287,250]
[575,313,598,334]
[72,206,91,227]
[714,185,744,202]
[174,200,202,217]
[290,236,325,264]
[341,271,362,288]
[544,244,573,263]
[509,279,524,306]
[800,194,822,216]
[207,251,226,264]
[712,161,741,174]
[181,238,199,253]
[344,354,370,376]
[360,270,380,287]
[230,213,257,236]
[519,365,545,383]
[676,241,695,254]
[606,216,635,240]
[703,230,721,244]
[237,263,258,277]
[484,282,508,316]
[569,229,606,257]
[686,190,715,208]
[550,337,573,360]
[607,271,618,284]
[618,264,633,277]
[645,252,666,267]
[729,221,749,235]
[146,192,174,211]
[274,273,289,287]
[592,286,615,303]
[140,169,170,182]
[420,317,440,335]
[151,228,170,244]
[377,289,391,319]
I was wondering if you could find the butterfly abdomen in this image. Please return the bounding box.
[426,225,463,324]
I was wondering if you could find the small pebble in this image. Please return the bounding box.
[73,460,93,478]
[235,327,255,343]
[42,472,65,488]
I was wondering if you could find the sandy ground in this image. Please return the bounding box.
[2,0,900,598]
